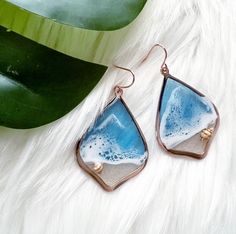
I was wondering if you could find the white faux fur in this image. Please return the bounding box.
[0,0,236,233]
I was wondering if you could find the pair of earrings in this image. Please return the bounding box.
[76,44,220,191]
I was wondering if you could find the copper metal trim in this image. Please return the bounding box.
[76,96,148,191]
[155,75,220,159]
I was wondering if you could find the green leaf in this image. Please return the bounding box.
[7,0,146,30]
[0,26,107,129]
[0,0,130,65]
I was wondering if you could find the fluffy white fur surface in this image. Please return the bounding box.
[0,0,236,233]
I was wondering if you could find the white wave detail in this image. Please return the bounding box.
[80,133,147,166]
[160,87,217,149]
[97,114,125,130]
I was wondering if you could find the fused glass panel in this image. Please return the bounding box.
[77,97,148,191]
[157,76,219,158]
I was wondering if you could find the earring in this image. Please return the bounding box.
[143,44,219,159]
[76,65,148,191]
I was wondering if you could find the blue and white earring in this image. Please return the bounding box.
[144,44,219,159]
[76,65,148,191]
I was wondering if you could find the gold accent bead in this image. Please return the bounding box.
[200,128,214,141]
[93,162,103,173]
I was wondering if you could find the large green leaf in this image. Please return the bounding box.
[0,0,131,65]
[0,26,107,129]
[7,0,146,30]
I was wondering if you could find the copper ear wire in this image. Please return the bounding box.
[141,44,169,77]
[113,65,135,97]
[113,44,168,96]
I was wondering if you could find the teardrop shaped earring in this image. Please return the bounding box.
[76,65,148,191]
[142,44,219,159]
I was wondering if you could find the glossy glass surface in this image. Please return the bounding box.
[157,76,219,158]
[77,97,147,191]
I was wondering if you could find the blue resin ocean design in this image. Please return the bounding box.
[80,98,147,165]
[159,77,218,149]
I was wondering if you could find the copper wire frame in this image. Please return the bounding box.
[155,75,220,159]
[76,66,148,191]
[143,43,220,158]
[76,97,148,191]
[156,75,220,159]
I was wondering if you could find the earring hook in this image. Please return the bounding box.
[141,44,169,76]
[113,64,135,97]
